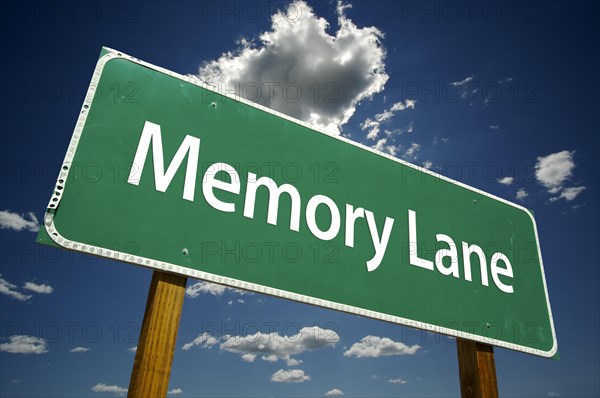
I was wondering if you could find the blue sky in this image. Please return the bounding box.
[1,1,599,397]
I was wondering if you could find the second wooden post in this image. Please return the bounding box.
[456,338,499,398]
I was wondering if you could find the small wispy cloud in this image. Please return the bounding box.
[450,74,475,87]
[549,186,586,202]
[362,99,416,140]
[185,281,251,298]
[497,176,514,185]
[70,347,90,353]
[0,275,32,301]
[91,383,127,396]
[325,388,345,396]
[23,282,54,294]
[516,188,529,201]
[168,388,183,395]
[181,333,219,351]
[489,125,500,130]
[389,378,408,384]
[404,143,421,160]
[371,137,399,157]
[0,210,40,232]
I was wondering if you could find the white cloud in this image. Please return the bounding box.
[70,347,90,353]
[450,74,474,86]
[286,357,302,366]
[0,335,48,354]
[404,142,420,159]
[535,150,575,193]
[362,100,416,140]
[550,186,586,202]
[198,0,388,135]
[0,275,32,301]
[185,281,250,298]
[168,388,183,395]
[371,138,399,157]
[497,176,514,185]
[91,383,127,395]
[489,125,500,130]
[181,332,219,351]
[516,188,529,201]
[389,378,408,384]
[23,282,53,294]
[361,118,380,140]
[241,353,257,362]
[0,210,39,232]
[183,326,338,365]
[185,281,227,297]
[325,388,345,396]
[271,369,310,383]
[547,392,560,397]
[220,326,338,364]
[343,336,420,358]
[128,346,137,353]
[375,100,416,122]
[422,160,433,170]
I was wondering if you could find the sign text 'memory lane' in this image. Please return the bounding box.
[127,121,515,294]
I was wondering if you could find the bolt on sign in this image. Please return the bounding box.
[38,47,557,357]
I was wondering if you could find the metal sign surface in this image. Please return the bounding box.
[38,47,557,357]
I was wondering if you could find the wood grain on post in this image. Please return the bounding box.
[456,338,499,398]
[128,271,187,398]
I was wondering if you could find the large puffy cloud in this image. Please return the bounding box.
[535,150,585,202]
[198,1,388,134]
[535,150,575,193]
[343,335,420,358]
[182,326,339,365]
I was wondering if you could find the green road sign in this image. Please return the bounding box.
[38,47,557,357]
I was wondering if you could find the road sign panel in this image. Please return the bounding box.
[38,47,557,357]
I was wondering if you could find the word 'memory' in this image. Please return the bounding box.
[127,121,514,293]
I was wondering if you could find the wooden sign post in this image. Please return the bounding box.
[457,338,499,398]
[128,271,187,398]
